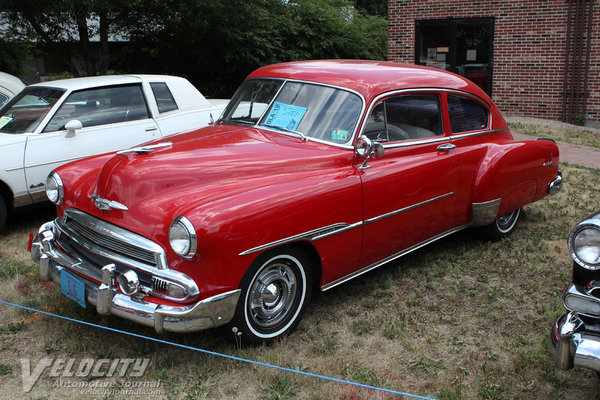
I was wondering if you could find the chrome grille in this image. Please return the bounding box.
[66,218,156,265]
[57,208,168,270]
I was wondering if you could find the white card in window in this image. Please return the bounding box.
[0,115,13,129]
[265,102,307,131]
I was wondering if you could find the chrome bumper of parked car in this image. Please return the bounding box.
[548,170,562,196]
[31,222,240,334]
[551,284,600,372]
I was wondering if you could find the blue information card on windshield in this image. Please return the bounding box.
[265,102,307,131]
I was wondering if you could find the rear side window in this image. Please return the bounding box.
[44,84,149,132]
[363,93,442,142]
[448,95,488,133]
[150,82,178,113]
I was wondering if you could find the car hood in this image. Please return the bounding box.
[66,124,350,238]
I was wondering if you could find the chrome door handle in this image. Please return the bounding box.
[437,143,456,152]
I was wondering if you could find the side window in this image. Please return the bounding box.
[150,82,178,113]
[44,84,149,132]
[364,93,442,142]
[447,95,488,133]
[0,93,8,107]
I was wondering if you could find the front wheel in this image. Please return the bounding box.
[479,208,521,241]
[0,195,7,233]
[226,246,313,345]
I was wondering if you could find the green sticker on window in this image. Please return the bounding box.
[331,129,348,141]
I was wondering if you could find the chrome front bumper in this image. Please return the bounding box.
[551,284,600,372]
[31,222,240,334]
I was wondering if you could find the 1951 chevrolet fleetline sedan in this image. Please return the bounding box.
[31,60,562,344]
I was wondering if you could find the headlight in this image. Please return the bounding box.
[46,172,64,205]
[169,216,197,258]
[569,222,600,270]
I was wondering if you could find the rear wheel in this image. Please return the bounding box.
[480,208,521,241]
[226,246,313,345]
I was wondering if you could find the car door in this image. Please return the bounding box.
[24,84,161,201]
[359,92,464,266]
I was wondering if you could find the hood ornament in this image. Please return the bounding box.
[91,194,128,211]
[116,142,173,155]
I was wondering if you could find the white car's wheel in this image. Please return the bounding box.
[0,195,6,232]
[226,246,313,345]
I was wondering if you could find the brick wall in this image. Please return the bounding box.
[388,0,599,125]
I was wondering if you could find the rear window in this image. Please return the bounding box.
[448,95,488,133]
[150,82,178,113]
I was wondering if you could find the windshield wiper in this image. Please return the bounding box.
[262,123,307,141]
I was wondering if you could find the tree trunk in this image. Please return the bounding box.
[98,10,110,75]
[75,12,96,76]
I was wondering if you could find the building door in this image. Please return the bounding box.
[415,18,494,95]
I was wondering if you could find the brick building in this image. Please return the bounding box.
[387,0,599,127]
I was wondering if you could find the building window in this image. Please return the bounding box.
[415,18,494,95]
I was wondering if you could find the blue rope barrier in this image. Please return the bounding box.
[0,299,436,400]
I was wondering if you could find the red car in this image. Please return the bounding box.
[31,60,562,344]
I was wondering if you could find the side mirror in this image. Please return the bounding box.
[64,119,82,137]
[355,135,384,169]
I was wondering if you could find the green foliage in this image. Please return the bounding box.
[0,38,32,76]
[119,0,388,96]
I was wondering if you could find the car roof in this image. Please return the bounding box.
[248,60,490,104]
[30,74,211,109]
[0,71,26,95]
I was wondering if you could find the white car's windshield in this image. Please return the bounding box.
[0,87,65,134]
[221,79,362,145]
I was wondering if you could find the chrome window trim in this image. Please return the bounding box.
[239,221,363,256]
[451,129,507,140]
[321,225,468,291]
[360,88,495,147]
[365,192,454,225]
[238,77,366,150]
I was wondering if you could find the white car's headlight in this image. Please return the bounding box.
[46,172,64,205]
[569,221,600,270]
[169,216,197,258]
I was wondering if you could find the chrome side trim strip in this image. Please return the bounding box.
[365,192,454,225]
[238,221,363,256]
[321,225,468,291]
[470,198,501,227]
[24,155,96,169]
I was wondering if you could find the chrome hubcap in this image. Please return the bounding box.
[248,262,297,328]
[496,209,519,232]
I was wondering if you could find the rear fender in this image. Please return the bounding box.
[472,139,559,220]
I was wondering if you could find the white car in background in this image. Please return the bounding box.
[0,74,227,231]
[0,71,26,107]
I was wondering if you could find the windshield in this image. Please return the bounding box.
[0,87,65,133]
[220,79,362,145]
